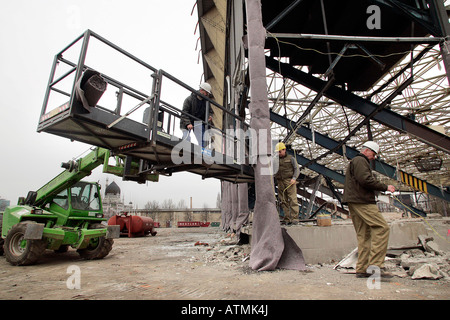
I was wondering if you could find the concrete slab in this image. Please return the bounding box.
[244,218,450,264]
[388,220,428,248]
[285,223,356,265]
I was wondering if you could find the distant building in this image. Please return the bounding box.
[131,208,222,228]
[102,179,132,219]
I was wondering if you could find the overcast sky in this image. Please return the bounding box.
[0,0,221,209]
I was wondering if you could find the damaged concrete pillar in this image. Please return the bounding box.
[221,181,232,232]
[235,183,250,240]
[231,183,239,231]
[245,0,305,271]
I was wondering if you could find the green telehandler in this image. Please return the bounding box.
[0,147,158,266]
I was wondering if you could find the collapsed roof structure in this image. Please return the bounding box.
[196,0,450,210]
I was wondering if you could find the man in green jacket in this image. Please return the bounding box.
[343,141,395,278]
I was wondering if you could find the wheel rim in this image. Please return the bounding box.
[9,232,27,256]
[87,237,100,250]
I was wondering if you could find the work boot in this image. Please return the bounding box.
[355,272,371,278]
[357,267,394,279]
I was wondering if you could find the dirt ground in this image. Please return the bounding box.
[0,225,448,303]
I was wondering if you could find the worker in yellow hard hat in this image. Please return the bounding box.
[274,142,299,224]
[275,142,286,152]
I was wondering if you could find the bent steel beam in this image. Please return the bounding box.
[289,150,345,184]
[271,110,395,177]
[271,111,450,203]
[266,56,450,154]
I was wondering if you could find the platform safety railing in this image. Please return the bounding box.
[39,29,251,167]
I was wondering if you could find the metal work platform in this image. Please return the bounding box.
[38,30,254,184]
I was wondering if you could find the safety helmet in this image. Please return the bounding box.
[362,141,379,154]
[199,82,212,94]
[275,142,286,152]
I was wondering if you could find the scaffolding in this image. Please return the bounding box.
[38,30,254,185]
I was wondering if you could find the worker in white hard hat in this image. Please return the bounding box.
[361,140,380,157]
[199,82,212,95]
[273,142,300,224]
[342,140,395,278]
[180,82,214,147]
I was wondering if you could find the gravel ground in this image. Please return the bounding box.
[0,226,448,303]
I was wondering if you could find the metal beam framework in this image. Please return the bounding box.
[266,56,450,154]
[253,1,450,211]
[265,43,450,202]
[192,0,450,214]
[270,110,450,203]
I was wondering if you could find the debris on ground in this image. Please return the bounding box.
[334,235,450,281]
[201,233,251,268]
[2,227,449,300]
[194,241,209,246]
[186,225,449,284]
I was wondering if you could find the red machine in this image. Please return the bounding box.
[108,213,157,237]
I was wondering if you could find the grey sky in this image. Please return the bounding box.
[0,0,221,209]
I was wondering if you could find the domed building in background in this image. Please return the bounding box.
[102,179,133,218]
[105,180,121,196]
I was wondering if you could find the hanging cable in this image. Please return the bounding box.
[391,194,449,243]
[267,31,426,60]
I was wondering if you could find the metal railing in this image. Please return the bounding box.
[39,30,251,165]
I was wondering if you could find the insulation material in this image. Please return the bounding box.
[235,183,250,240]
[220,181,250,239]
[231,183,239,230]
[245,0,305,271]
[75,69,107,111]
[220,181,225,229]
[221,181,232,232]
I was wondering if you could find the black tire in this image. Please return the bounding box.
[77,223,113,260]
[4,222,47,266]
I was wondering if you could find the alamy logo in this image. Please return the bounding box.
[171,122,278,176]
[367,5,381,30]
[366,266,381,289]
[66,265,81,290]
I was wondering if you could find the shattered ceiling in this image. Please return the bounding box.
[196,0,450,205]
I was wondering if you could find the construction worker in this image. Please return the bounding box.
[274,142,300,224]
[180,82,214,147]
[343,141,395,278]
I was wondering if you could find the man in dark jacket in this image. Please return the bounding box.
[180,82,213,147]
[343,141,395,278]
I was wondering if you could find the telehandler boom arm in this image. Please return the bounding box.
[27,147,157,207]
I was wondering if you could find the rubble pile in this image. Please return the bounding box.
[336,235,450,281]
[198,229,449,282]
[385,235,450,280]
[202,234,251,268]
